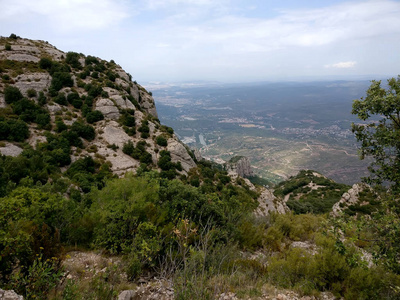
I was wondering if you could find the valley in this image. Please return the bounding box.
[150,80,373,184]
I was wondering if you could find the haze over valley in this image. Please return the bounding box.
[150,80,374,184]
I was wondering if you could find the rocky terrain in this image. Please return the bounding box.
[0,36,196,176]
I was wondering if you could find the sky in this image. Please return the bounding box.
[1,0,400,83]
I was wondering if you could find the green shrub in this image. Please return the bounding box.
[86,110,104,124]
[5,43,11,51]
[39,57,53,70]
[156,135,168,147]
[122,140,135,156]
[27,88,37,98]
[4,85,23,103]
[54,92,67,105]
[71,121,95,141]
[85,55,99,65]
[0,119,29,141]
[51,72,73,91]
[65,51,81,69]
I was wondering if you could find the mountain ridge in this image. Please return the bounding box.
[0,35,196,178]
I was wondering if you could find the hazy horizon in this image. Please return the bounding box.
[1,0,400,83]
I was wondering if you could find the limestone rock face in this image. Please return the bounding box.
[14,73,51,96]
[0,143,23,157]
[138,87,158,119]
[255,188,289,216]
[95,98,120,120]
[0,289,24,300]
[331,183,369,217]
[226,156,254,178]
[167,139,196,172]
[0,36,198,178]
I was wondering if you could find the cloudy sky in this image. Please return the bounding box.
[1,0,399,82]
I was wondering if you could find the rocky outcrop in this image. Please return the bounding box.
[0,36,199,180]
[13,73,51,96]
[95,98,120,120]
[0,143,23,157]
[167,139,196,172]
[0,289,24,300]
[226,156,254,178]
[255,188,289,216]
[138,87,158,119]
[331,183,370,217]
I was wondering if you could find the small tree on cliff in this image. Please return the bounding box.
[351,76,400,194]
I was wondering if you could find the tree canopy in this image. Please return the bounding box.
[352,76,400,194]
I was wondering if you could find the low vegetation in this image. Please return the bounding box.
[0,39,399,299]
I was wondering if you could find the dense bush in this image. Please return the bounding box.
[65,51,81,69]
[51,71,73,91]
[86,110,104,123]
[39,57,53,70]
[70,121,95,141]
[156,135,168,146]
[4,85,23,104]
[0,119,29,141]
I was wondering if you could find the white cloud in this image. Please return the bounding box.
[0,0,130,31]
[151,0,400,52]
[325,61,357,69]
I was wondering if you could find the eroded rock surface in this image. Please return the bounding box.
[167,139,196,172]
[255,188,289,216]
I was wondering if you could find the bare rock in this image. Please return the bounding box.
[138,88,158,119]
[130,84,140,102]
[0,143,23,157]
[116,78,130,90]
[331,183,370,217]
[166,139,196,173]
[0,93,5,108]
[100,121,132,148]
[290,241,318,255]
[115,67,130,82]
[226,156,254,178]
[46,103,62,113]
[95,98,120,120]
[0,289,24,300]
[118,290,135,300]
[14,73,51,96]
[255,188,289,216]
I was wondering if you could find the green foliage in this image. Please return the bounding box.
[4,85,23,103]
[39,57,53,70]
[156,135,168,146]
[71,120,95,141]
[54,92,67,105]
[27,88,37,98]
[160,125,174,136]
[85,55,99,65]
[119,109,136,127]
[0,119,29,141]
[90,174,160,253]
[85,83,103,98]
[86,110,104,124]
[352,76,400,194]
[8,254,63,300]
[51,71,73,91]
[0,187,72,281]
[5,43,11,51]
[275,170,349,214]
[65,51,81,69]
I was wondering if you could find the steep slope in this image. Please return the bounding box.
[0,36,196,177]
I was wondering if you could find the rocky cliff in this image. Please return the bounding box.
[225,156,254,178]
[0,36,196,176]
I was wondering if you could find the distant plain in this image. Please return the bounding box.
[150,80,375,184]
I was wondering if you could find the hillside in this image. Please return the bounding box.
[0,35,399,300]
[0,35,197,182]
